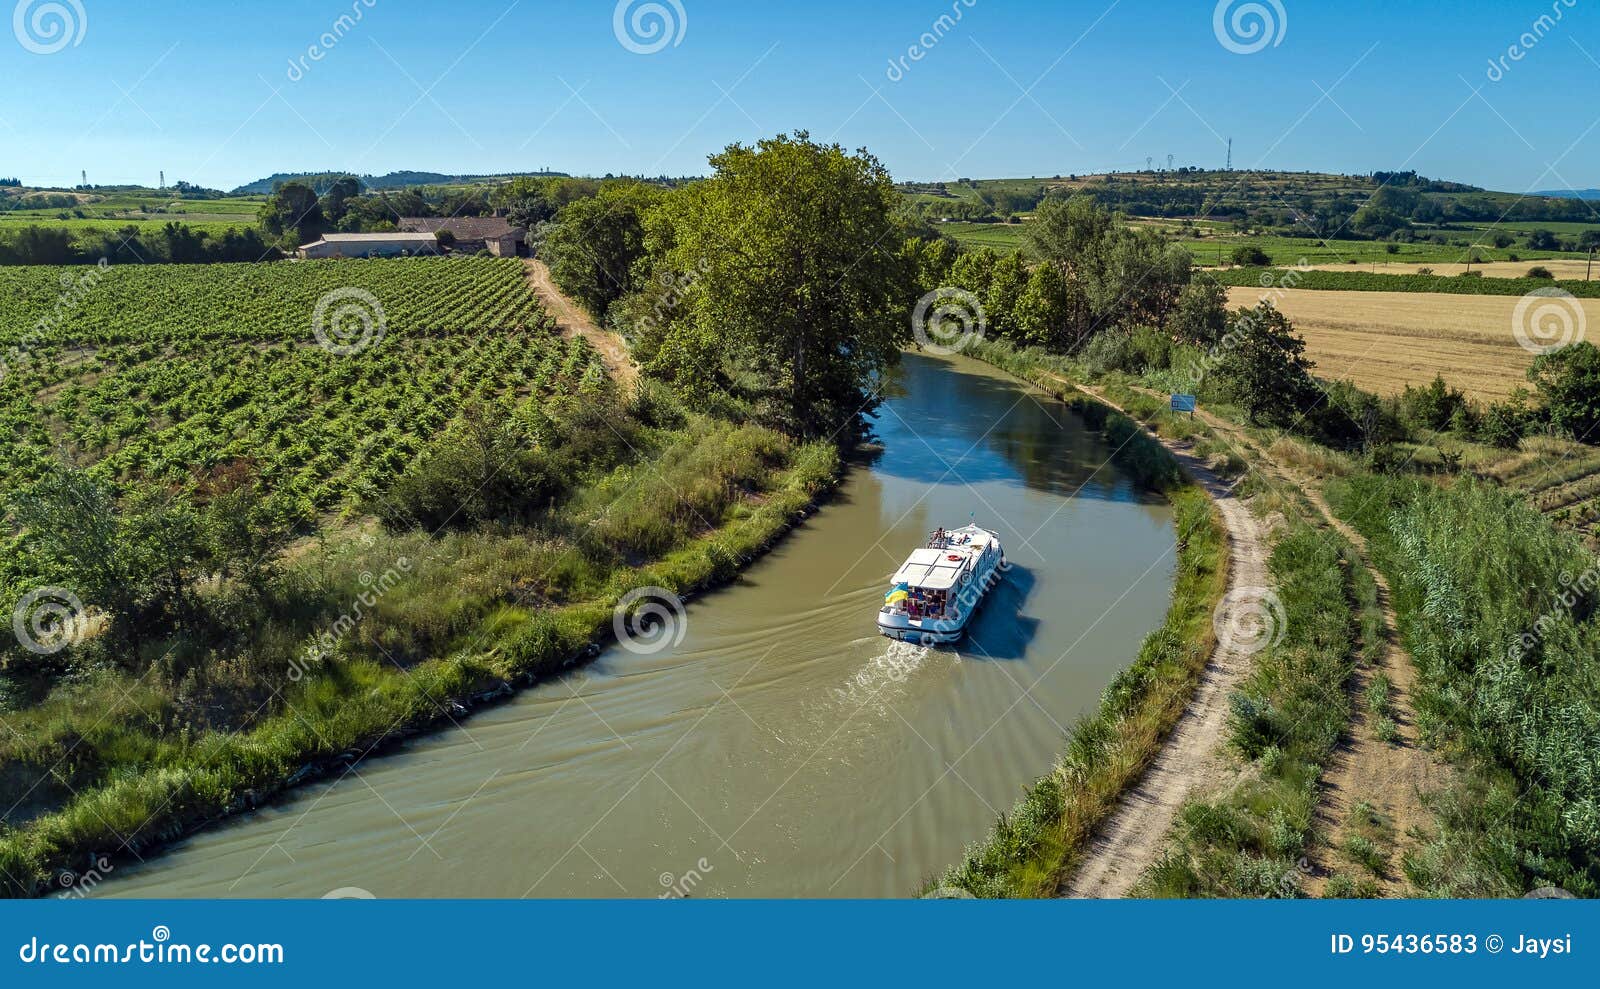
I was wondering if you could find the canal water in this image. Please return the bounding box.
[104,353,1177,898]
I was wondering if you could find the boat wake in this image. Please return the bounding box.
[835,640,941,708]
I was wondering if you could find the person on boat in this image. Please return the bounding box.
[932,527,946,547]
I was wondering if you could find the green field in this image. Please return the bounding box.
[1175,233,1584,267]
[938,220,1030,250]
[937,221,1585,266]
[0,258,568,515]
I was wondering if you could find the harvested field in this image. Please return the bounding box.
[1222,287,1600,399]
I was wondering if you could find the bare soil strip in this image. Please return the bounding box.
[524,259,639,389]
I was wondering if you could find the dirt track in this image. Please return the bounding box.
[1063,390,1272,898]
[524,259,639,389]
[1062,389,1441,897]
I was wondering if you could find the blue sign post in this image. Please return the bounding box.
[1171,393,1198,415]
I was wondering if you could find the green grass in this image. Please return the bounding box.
[1325,475,1600,896]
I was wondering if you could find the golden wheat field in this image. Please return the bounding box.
[1224,287,1600,399]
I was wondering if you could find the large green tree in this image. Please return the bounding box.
[258,181,323,245]
[1213,300,1319,425]
[541,183,661,318]
[648,133,911,437]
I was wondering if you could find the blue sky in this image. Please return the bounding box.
[4,0,1597,193]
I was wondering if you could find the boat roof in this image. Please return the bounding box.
[894,548,966,590]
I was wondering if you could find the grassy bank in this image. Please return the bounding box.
[0,412,840,897]
[929,342,1229,897]
[1325,476,1600,896]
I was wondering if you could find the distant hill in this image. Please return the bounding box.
[1535,189,1600,201]
[231,169,570,196]
[900,169,1600,230]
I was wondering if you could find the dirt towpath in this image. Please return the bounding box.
[524,259,639,390]
[1062,385,1272,898]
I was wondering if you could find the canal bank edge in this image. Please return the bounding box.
[9,443,843,899]
[931,340,1237,897]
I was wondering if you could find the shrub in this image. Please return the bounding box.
[1527,265,1555,280]
[1230,245,1271,266]
[1080,329,1137,377]
[1528,342,1600,444]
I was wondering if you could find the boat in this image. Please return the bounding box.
[877,523,1006,645]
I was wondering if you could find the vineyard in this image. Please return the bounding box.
[0,256,547,346]
[1,258,595,510]
[0,257,607,618]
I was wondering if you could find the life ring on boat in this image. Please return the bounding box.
[946,554,962,562]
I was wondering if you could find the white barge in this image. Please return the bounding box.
[877,523,1005,645]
